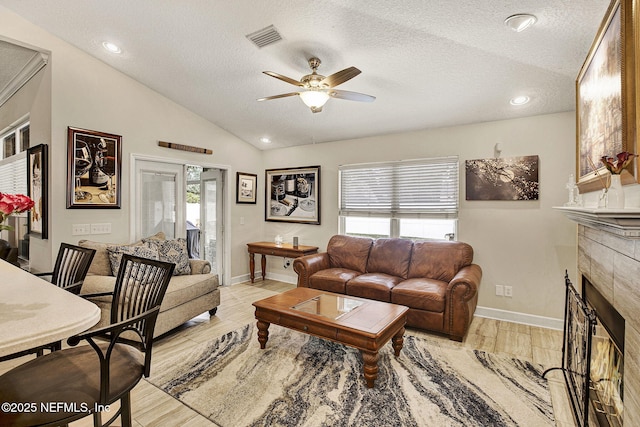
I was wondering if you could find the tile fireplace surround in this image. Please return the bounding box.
[557,207,640,426]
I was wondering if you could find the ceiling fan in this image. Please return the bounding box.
[257,57,375,113]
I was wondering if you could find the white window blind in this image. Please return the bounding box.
[0,151,27,195]
[339,156,459,219]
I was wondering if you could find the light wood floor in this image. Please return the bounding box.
[0,280,576,426]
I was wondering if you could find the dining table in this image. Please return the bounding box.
[0,259,101,360]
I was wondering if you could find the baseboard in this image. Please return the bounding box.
[475,306,564,330]
[229,271,297,286]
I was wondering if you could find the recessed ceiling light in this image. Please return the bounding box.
[102,41,122,54]
[505,14,537,32]
[260,137,271,144]
[510,95,530,106]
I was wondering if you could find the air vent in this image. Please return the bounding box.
[246,25,282,48]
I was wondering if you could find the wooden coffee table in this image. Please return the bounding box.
[252,287,409,388]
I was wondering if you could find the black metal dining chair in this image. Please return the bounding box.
[35,242,97,295]
[0,254,175,427]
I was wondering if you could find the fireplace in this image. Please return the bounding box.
[554,207,640,426]
[583,278,625,427]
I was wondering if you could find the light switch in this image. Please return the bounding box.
[90,223,112,234]
[72,224,91,235]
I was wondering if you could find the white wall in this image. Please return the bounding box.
[263,112,578,321]
[0,6,264,277]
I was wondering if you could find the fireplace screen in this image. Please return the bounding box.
[589,322,623,426]
[544,272,597,427]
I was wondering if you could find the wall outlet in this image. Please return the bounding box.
[495,284,504,296]
[240,216,245,225]
[504,286,513,297]
[90,223,111,234]
[72,224,90,235]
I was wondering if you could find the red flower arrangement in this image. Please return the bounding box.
[601,152,638,175]
[0,192,35,231]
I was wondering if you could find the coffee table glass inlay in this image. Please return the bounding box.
[291,294,364,320]
[253,287,408,388]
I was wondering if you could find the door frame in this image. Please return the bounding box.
[130,153,231,286]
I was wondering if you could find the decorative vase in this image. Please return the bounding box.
[607,174,625,209]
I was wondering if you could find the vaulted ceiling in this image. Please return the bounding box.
[0,0,610,149]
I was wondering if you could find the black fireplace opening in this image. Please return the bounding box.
[582,277,625,427]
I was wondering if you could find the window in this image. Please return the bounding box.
[339,157,459,240]
[1,121,29,160]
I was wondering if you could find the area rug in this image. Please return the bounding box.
[147,324,555,427]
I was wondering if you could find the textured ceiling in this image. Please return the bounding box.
[0,0,610,149]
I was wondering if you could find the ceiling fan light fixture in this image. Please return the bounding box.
[299,90,330,109]
[505,14,537,32]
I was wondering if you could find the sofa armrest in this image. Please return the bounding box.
[189,259,212,274]
[445,264,482,341]
[293,253,330,287]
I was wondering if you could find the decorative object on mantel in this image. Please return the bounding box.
[564,174,581,207]
[600,152,638,209]
[158,141,213,155]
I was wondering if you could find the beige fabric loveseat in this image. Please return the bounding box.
[78,234,220,337]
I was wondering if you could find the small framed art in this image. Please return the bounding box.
[27,143,48,238]
[236,172,257,204]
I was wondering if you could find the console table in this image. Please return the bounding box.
[247,241,318,283]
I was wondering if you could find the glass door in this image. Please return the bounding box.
[200,168,223,279]
[134,160,185,241]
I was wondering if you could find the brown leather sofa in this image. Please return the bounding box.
[293,235,482,341]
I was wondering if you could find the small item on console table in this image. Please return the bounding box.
[247,241,318,283]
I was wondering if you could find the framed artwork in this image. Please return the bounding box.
[236,172,257,204]
[67,127,122,209]
[27,144,48,238]
[265,165,320,224]
[465,155,539,201]
[576,0,638,191]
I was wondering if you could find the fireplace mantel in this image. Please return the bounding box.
[554,206,640,238]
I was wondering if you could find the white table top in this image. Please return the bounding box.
[0,260,101,358]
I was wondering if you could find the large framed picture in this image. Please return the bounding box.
[236,172,257,204]
[577,0,639,191]
[265,166,320,224]
[67,127,122,208]
[27,143,48,238]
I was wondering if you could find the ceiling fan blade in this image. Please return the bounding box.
[257,92,300,101]
[329,89,375,102]
[263,71,304,87]
[320,67,361,87]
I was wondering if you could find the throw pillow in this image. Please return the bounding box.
[106,243,159,276]
[144,238,191,276]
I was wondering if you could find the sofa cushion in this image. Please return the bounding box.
[106,243,159,276]
[408,241,473,282]
[79,231,166,276]
[392,278,447,312]
[346,273,402,302]
[365,238,412,278]
[309,268,360,294]
[327,235,372,273]
[144,238,191,276]
[81,273,218,333]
